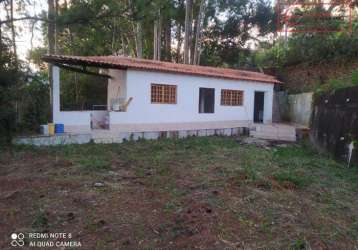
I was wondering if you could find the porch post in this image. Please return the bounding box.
[52,66,60,123]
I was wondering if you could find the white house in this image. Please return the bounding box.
[43,55,281,138]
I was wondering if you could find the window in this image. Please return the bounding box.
[199,88,215,113]
[221,89,244,106]
[151,84,177,104]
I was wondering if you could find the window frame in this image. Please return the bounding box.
[220,89,244,106]
[150,83,177,104]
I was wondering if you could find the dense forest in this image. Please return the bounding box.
[0,0,357,142]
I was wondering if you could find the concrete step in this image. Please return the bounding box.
[250,124,297,142]
[251,134,296,142]
[253,126,295,133]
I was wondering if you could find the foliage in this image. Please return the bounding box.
[60,69,107,111]
[0,41,20,143]
[314,71,358,95]
[200,0,275,68]
[20,73,50,132]
[256,13,358,68]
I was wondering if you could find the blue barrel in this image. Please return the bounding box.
[55,123,64,134]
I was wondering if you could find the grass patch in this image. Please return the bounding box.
[273,170,313,188]
[77,157,111,171]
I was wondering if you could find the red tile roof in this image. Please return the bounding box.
[42,54,280,84]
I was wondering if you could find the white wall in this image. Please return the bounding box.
[107,69,126,109]
[53,67,274,130]
[110,69,274,124]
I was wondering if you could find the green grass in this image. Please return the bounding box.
[273,170,313,188]
[77,156,111,171]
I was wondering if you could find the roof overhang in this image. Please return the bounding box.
[42,54,282,84]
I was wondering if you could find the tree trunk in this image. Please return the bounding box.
[48,0,56,122]
[175,23,182,63]
[163,18,171,61]
[184,0,193,64]
[55,0,59,53]
[10,0,17,61]
[153,9,161,60]
[157,10,161,60]
[193,0,206,65]
[0,20,2,58]
[135,22,143,58]
[153,19,158,60]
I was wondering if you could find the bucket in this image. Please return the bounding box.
[40,124,49,135]
[48,123,55,135]
[55,123,64,134]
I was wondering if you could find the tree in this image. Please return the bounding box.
[0,39,20,143]
[193,0,206,65]
[48,0,56,122]
[183,0,192,64]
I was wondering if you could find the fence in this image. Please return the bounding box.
[311,86,358,166]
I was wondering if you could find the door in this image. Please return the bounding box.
[254,91,265,123]
[199,88,215,113]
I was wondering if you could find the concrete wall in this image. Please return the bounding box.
[288,92,313,126]
[109,69,274,124]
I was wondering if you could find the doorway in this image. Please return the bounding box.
[199,88,215,113]
[254,91,265,123]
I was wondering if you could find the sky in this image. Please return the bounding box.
[0,0,47,60]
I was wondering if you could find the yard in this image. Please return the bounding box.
[0,137,357,249]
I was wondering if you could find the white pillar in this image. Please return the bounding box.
[52,66,60,123]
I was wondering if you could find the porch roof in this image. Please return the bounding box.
[42,54,281,84]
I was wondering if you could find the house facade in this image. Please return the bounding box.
[45,55,279,134]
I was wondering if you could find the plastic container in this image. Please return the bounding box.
[40,124,49,135]
[48,123,55,135]
[55,123,64,134]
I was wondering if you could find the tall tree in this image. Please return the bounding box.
[135,22,143,58]
[153,8,161,60]
[183,0,192,64]
[10,0,17,62]
[193,0,206,65]
[48,0,56,121]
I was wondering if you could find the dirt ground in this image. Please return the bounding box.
[0,137,357,250]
